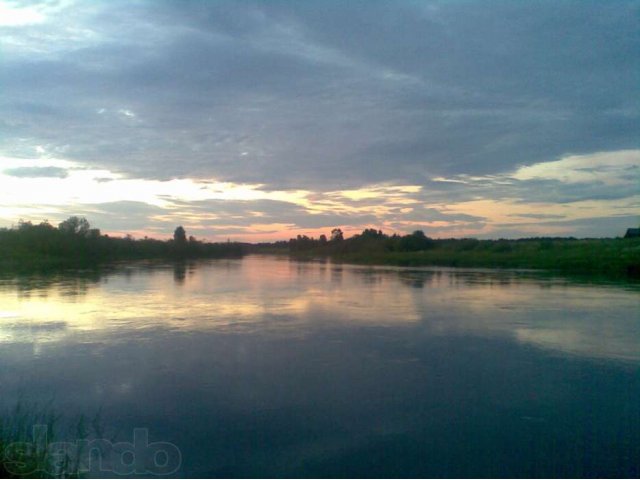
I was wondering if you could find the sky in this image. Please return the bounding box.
[1,0,638,241]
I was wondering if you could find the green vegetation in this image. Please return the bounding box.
[0,217,244,271]
[2,219,639,279]
[0,402,88,478]
[273,228,640,279]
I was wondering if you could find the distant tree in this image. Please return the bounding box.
[330,228,344,242]
[398,230,434,251]
[319,234,328,245]
[58,216,91,236]
[174,226,187,244]
[17,219,33,230]
[39,220,55,230]
[360,228,385,239]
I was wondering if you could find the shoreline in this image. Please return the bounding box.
[1,236,639,281]
[283,238,640,281]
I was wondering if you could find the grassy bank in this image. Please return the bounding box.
[288,236,640,279]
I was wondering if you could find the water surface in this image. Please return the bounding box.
[1,256,639,477]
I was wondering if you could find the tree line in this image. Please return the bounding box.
[286,228,436,254]
[270,227,639,278]
[0,217,244,269]
[2,218,638,278]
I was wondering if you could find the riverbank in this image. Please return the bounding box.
[3,219,639,280]
[288,237,640,280]
[0,247,245,274]
[0,218,245,273]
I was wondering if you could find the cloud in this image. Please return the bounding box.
[0,1,638,238]
[0,2,45,27]
[507,213,566,220]
[1,0,637,190]
[485,214,640,239]
[3,166,68,178]
[511,150,639,186]
[428,150,640,205]
[0,148,637,239]
[67,201,167,233]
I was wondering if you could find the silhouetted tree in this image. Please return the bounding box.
[174,226,187,244]
[331,228,344,242]
[58,216,91,236]
[360,228,384,239]
[398,230,434,251]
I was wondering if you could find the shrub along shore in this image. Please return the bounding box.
[263,228,640,280]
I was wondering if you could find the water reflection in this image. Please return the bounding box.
[0,257,638,362]
[0,256,638,477]
[398,271,438,289]
[173,262,187,284]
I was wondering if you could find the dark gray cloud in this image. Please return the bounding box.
[2,0,638,190]
[515,179,640,204]
[3,166,68,178]
[65,201,167,233]
[485,214,639,239]
[169,198,379,230]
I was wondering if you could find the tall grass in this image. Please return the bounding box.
[290,237,640,279]
[0,402,96,479]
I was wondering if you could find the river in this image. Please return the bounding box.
[0,255,638,477]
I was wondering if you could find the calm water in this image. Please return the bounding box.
[1,256,639,477]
